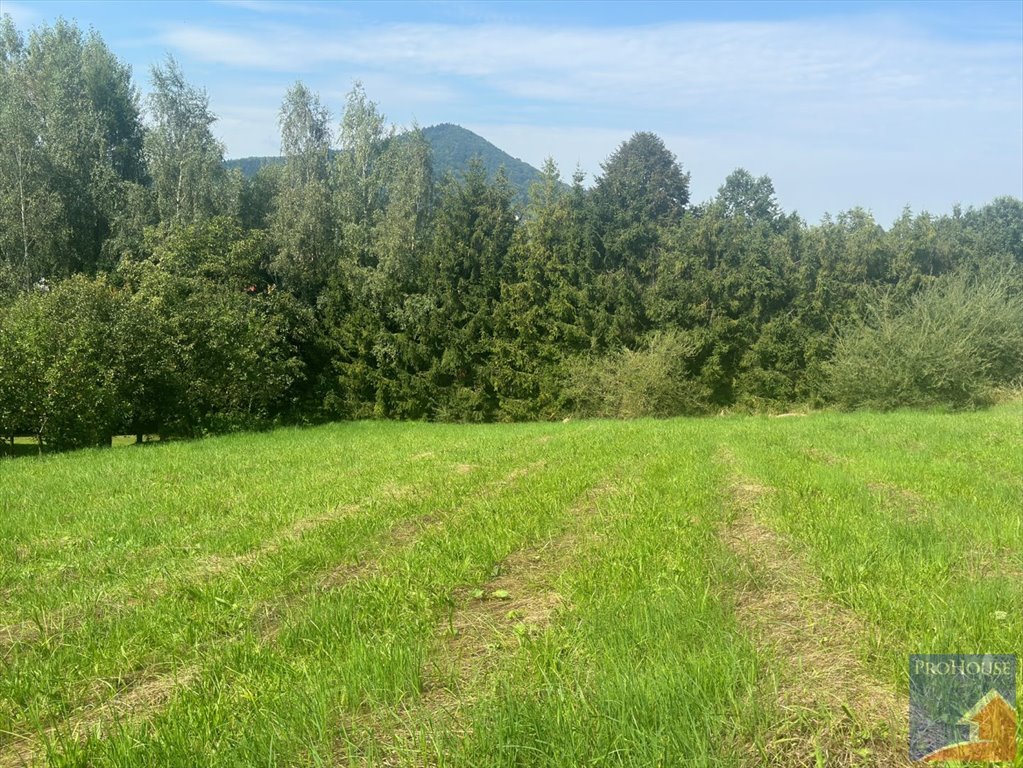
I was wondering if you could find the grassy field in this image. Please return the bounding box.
[0,406,1020,767]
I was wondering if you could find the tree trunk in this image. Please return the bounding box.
[15,146,31,290]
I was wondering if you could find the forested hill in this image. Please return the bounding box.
[419,124,545,193]
[224,123,545,197]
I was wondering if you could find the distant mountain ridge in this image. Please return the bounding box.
[224,123,545,201]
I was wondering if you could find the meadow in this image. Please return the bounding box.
[0,406,1020,767]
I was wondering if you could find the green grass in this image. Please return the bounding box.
[0,407,1020,766]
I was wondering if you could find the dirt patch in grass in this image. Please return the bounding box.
[426,540,566,700]
[346,542,576,762]
[961,544,1023,583]
[0,620,41,653]
[485,460,547,491]
[723,483,910,767]
[731,481,774,507]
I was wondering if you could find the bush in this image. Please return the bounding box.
[564,330,709,418]
[0,277,122,449]
[826,272,1023,410]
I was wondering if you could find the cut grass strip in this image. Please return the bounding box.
[723,497,909,767]
[352,479,618,765]
[723,410,1023,694]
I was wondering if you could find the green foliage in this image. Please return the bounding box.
[137,219,307,432]
[0,292,47,440]
[422,162,518,422]
[0,17,146,285]
[223,155,284,177]
[492,161,594,420]
[0,214,310,446]
[39,277,123,449]
[827,272,1023,410]
[145,56,228,226]
[592,132,690,233]
[3,12,1023,445]
[226,123,546,204]
[588,133,691,350]
[716,168,782,225]
[269,83,333,301]
[0,276,120,449]
[565,329,709,418]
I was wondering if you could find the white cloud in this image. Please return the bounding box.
[333,73,460,112]
[155,13,1021,221]
[2,1,40,26]
[160,17,1021,113]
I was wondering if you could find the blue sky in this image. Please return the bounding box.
[4,0,1022,224]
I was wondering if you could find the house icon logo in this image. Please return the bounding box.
[910,654,1018,763]
[922,689,1017,762]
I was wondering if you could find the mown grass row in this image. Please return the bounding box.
[724,408,1022,689]
[0,405,1019,766]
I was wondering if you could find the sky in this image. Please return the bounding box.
[4,0,1022,224]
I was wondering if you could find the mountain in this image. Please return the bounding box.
[224,123,546,201]
[419,124,544,195]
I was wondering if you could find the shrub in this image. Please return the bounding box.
[826,272,1023,410]
[564,330,710,418]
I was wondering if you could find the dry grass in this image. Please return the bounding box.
[427,540,566,699]
[801,447,847,466]
[0,620,41,652]
[723,482,911,768]
[961,544,1023,583]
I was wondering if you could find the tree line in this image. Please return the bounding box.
[2,17,1021,451]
